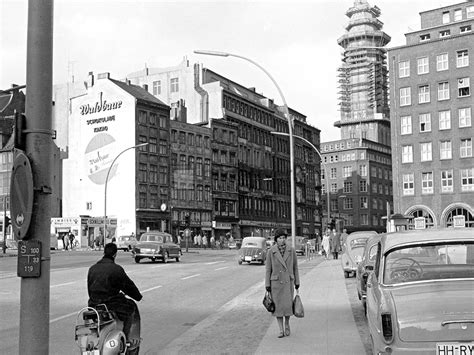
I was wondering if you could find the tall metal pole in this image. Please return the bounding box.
[271,132,330,236]
[19,1,54,353]
[194,50,296,247]
[103,143,148,247]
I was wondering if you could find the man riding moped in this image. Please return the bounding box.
[86,242,143,352]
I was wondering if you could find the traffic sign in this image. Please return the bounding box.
[17,240,41,278]
[10,151,34,240]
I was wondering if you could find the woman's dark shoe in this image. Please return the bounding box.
[278,331,285,338]
[285,324,291,336]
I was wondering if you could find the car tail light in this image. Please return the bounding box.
[381,313,393,343]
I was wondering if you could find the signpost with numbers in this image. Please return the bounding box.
[17,240,41,278]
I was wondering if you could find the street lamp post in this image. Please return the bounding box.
[194,50,296,247]
[271,132,330,235]
[103,143,148,247]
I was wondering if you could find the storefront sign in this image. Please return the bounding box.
[87,218,117,226]
[213,222,232,229]
[51,217,80,226]
[239,220,278,228]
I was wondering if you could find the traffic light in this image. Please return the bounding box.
[5,216,11,228]
[184,213,190,227]
[329,218,336,230]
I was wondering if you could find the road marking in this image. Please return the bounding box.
[181,273,200,280]
[142,285,163,293]
[50,311,77,324]
[51,282,75,288]
[215,266,229,271]
[152,265,167,269]
[205,261,224,265]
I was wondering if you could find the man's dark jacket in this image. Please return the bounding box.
[87,256,142,320]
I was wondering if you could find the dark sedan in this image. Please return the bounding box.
[132,231,182,263]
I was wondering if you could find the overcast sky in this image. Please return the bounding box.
[1,0,458,142]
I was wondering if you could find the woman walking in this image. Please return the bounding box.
[265,228,300,338]
[321,230,331,260]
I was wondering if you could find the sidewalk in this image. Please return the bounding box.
[255,258,366,355]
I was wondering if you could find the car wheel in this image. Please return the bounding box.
[344,271,349,278]
[163,252,168,263]
[175,256,180,262]
[134,257,141,264]
[261,258,265,265]
[238,260,242,265]
[357,291,361,300]
[363,301,367,316]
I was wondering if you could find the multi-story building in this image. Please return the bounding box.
[321,0,392,233]
[60,72,171,246]
[127,59,322,239]
[388,0,474,228]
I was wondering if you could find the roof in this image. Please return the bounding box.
[109,79,169,108]
[381,228,474,252]
[0,93,13,112]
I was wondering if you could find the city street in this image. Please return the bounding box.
[0,250,371,354]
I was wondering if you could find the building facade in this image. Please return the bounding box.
[321,0,392,233]
[388,0,474,228]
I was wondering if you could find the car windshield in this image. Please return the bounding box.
[383,241,474,285]
[350,238,368,249]
[243,242,258,247]
[141,235,164,243]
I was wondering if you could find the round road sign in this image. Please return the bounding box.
[10,151,34,240]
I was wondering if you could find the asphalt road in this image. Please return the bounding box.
[0,249,371,354]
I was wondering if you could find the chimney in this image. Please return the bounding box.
[249,87,256,92]
[142,84,148,91]
[87,71,94,87]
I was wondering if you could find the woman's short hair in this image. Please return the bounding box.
[274,228,288,242]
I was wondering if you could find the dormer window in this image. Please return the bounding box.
[420,34,431,41]
[440,30,451,38]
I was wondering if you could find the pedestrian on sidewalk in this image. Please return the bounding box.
[322,230,330,259]
[265,228,300,338]
[330,229,341,260]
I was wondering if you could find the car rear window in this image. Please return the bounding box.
[383,241,474,284]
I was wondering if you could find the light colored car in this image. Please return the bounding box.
[294,236,308,256]
[132,231,182,263]
[366,228,474,355]
[238,237,267,265]
[341,231,377,278]
[355,233,382,313]
[115,235,137,251]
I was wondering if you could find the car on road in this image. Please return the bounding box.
[355,233,382,313]
[238,237,267,265]
[132,231,182,263]
[228,238,242,250]
[366,228,474,355]
[341,231,377,278]
[115,235,138,251]
[294,236,309,256]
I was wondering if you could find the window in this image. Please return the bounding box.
[461,168,474,191]
[330,183,338,193]
[442,11,450,24]
[330,168,337,179]
[360,197,368,209]
[398,60,410,78]
[440,140,452,160]
[402,145,413,163]
[459,107,472,127]
[457,50,469,67]
[439,30,451,38]
[439,110,451,130]
[420,33,430,41]
[441,170,453,193]
[458,77,470,97]
[401,115,412,135]
[421,172,434,194]
[170,77,179,93]
[343,166,352,178]
[460,25,472,33]
[359,164,367,177]
[372,182,378,193]
[468,6,474,18]
[454,9,462,21]
[420,142,432,161]
[419,113,432,132]
[438,82,450,100]
[418,85,430,103]
[152,80,161,95]
[417,57,429,74]
[343,197,353,209]
[403,173,414,195]
[400,87,411,106]
[460,138,473,158]
[436,53,449,71]
[359,180,367,192]
[360,214,368,226]
[343,181,353,193]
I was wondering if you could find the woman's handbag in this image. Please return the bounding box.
[262,291,275,313]
[293,289,304,318]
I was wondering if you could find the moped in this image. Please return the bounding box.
[75,304,140,355]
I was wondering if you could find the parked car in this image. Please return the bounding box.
[366,228,474,355]
[293,236,309,256]
[355,233,383,313]
[341,231,377,278]
[238,237,267,265]
[132,231,182,263]
[115,235,137,251]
